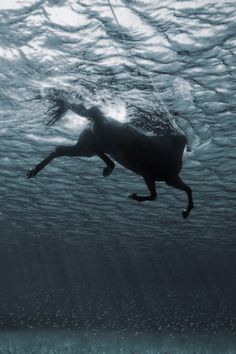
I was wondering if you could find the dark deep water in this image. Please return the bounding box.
[0,0,236,352]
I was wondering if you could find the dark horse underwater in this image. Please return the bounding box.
[27,94,194,218]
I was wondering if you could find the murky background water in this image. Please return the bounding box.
[0,0,236,352]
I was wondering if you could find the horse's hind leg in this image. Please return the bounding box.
[129,177,157,202]
[166,176,194,218]
[26,145,79,178]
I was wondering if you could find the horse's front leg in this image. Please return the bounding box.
[97,153,115,177]
[129,177,157,202]
[26,145,79,178]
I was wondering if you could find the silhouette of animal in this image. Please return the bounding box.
[27,101,194,218]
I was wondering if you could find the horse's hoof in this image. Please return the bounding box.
[26,169,36,179]
[182,209,189,219]
[128,193,137,200]
[103,163,114,177]
[103,166,111,177]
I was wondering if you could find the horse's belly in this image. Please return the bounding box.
[109,151,144,175]
[109,150,181,179]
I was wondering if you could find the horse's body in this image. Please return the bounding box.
[27,103,194,218]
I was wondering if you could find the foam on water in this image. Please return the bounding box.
[62,112,87,131]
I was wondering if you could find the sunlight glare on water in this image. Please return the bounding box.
[0,0,35,10]
[46,5,90,27]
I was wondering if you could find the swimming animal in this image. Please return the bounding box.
[27,99,194,218]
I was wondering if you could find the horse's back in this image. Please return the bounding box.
[148,134,186,156]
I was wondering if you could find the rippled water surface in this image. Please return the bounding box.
[0,0,236,352]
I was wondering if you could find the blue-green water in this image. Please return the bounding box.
[0,0,236,352]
